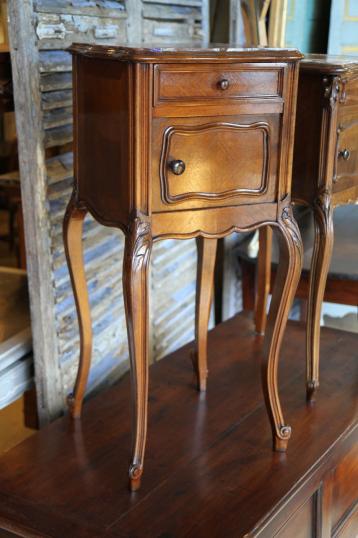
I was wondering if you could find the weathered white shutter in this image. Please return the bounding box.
[8,0,210,421]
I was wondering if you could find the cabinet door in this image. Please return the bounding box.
[152,114,280,212]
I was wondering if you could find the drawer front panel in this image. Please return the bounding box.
[333,112,358,194]
[154,64,283,104]
[152,115,280,212]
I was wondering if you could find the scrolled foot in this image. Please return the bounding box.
[199,378,207,392]
[129,464,142,492]
[67,393,81,419]
[306,380,319,402]
[67,393,75,408]
[190,350,207,392]
[274,425,292,452]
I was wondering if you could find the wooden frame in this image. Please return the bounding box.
[8,0,63,423]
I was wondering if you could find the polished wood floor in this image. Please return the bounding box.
[0,313,357,537]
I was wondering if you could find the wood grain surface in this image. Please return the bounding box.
[67,46,302,488]
[0,314,356,537]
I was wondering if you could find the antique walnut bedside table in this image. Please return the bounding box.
[64,44,303,491]
[256,54,358,401]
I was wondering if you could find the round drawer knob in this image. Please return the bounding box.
[169,159,186,175]
[218,79,229,90]
[339,148,351,161]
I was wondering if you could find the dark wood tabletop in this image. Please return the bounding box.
[69,42,302,62]
[300,53,358,74]
[0,313,356,537]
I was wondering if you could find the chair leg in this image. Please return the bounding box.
[63,195,91,419]
[262,205,303,452]
[306,191,333,401]
[193,237,217,392]
[255,226,272,334]
[123,215,152,492]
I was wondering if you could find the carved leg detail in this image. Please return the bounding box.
[255,226,273,334]
[63,195,91,419]
[306,190,333,401]
[123,215,152,492]
[193,237,217,392]
[262,206,303,452]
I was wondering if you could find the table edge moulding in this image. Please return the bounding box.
[63,43,303,491]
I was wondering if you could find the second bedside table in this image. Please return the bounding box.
[256,54,358,400]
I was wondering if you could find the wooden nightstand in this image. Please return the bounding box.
[256,54,358,401]
[64,44,302,491]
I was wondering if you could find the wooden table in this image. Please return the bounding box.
[0,315,356,537]
[64,44,303,490]
[256,54,358,401]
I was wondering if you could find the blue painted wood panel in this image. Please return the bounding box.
[328,0,358,55]
[285,0,331,53]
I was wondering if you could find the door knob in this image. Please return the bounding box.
[169,159,186,175]
[339,148,351,160]
[218,79,229,90]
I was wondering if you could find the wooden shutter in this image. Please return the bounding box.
[8,0,209,421]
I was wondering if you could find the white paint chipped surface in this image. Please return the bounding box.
[11,0,215,414]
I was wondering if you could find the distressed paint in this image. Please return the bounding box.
[328,0,358,55]
[8,0,211,419]
[0,355,33,410]
[8,0,64,422]
[285,0,331,53]
[36,13,127,49]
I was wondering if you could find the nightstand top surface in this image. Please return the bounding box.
[301,53,358,74]
[70,42,302,63]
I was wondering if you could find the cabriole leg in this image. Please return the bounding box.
[193,237,217,391]
[262,207,303,452]
[255,226,272,334]
[63,195,91,419]
[123,215,152,492]
[306,190,333,401]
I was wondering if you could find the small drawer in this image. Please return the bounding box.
[152,114,280,212]
[154,64,283,105]
[333,115,358,194]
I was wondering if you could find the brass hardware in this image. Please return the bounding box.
[169,159,186,175]
[339,148,350,161]
[218,79,229,90]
